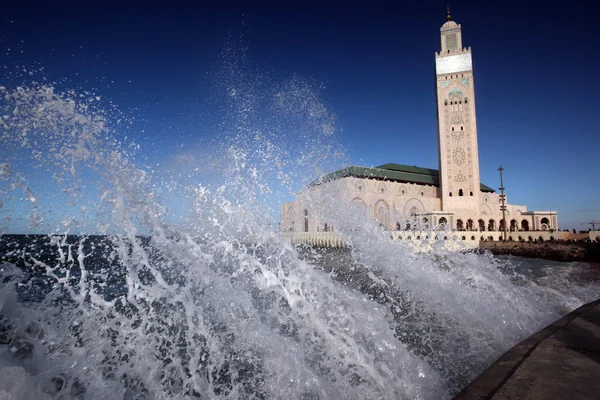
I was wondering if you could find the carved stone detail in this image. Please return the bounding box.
[453,148,466,165]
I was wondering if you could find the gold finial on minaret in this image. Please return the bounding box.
[446,6,452,21]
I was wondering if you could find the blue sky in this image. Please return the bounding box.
[1,0,599,232]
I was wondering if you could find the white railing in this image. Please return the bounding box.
[281,230,572,250]
[471,230,569,242]
[281,232,345,248]
[281,231,479,252]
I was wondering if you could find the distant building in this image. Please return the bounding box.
[280,10,558,239]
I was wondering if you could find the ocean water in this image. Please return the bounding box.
[1,233,598,400]
[1,65,599,399]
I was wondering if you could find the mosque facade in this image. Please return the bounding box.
[280,11,559,239]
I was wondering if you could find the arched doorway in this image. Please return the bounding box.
[521,220,529,231]
[439,217,448,228]
[488,219,496,231]
[478,219,485,231]
[375,200,390,230]
[510,219,518,231]
[541,217,550,231]
[499,219,506,231]
[466,219,474,231]
[404,198,425,224]
[457,219,464,231]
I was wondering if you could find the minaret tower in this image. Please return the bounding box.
[435,8,481,215]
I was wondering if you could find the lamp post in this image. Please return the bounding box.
[498,165,507,241]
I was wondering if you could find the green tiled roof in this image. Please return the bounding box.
[312,162,495,193]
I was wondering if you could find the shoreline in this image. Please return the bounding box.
[479,240,600,265]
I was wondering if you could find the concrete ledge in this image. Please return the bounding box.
[453,299,600,400]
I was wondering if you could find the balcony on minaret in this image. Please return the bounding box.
[435,46,472,58]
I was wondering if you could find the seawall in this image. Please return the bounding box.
[480,241,600,264]
[453,298,600,400]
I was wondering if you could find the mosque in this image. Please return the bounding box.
[280,10,559,240]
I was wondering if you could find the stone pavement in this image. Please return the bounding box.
[453,299,600,400]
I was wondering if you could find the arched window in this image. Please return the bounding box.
[358,185,362,192]
[324,223,329,232]
[459,189,464,196]
[449,192,452,197]
[401,189,405,195]
[452,127,455,131]
[469,191,473,196]
[460,126,463,130]
[464,98,468,104]
[420,192,424,197]
[457,219,464,231]
[376,201,390,229]
[444,100,448,106]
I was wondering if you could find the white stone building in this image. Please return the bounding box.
[280,10,559,241]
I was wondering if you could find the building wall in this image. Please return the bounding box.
[281,177,441,232]
[280,175,560,236]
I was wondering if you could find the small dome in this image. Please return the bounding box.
[441,20,458,30]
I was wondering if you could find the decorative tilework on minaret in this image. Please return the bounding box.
[435,9,481,214]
